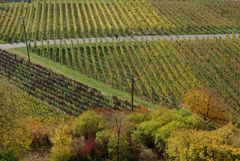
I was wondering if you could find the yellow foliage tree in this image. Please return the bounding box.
[167,124,240,160]
[181,88,231,125]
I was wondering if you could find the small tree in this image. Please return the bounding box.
[181,88,231,125]
[108,113,137,161]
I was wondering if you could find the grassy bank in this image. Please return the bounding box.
[8,47,156,108]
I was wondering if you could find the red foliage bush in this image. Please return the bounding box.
[77,137,96,157]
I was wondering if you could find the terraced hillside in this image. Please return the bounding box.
[0,49,131,115]
[30,38,240,112]
[1,0,240,42]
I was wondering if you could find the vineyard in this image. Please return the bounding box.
[30,37,240,112]
[1,0,240,160]
[0,49,132,115]
[1,0,240,42]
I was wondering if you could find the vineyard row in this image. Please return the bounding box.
[31,38,240,112]
[0,0,240,42]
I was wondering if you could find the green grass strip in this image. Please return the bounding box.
[8,47,156,109]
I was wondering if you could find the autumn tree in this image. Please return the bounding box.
[181,88,231,125]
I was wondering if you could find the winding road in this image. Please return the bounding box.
[0,33,239,49]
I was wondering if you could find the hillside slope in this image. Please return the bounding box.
[27,38,240,112]
[0,49,133,115]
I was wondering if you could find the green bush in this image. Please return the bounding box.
[154,114,204,152]
[132,109,184,147]
[73,111,105,138]
[50,124,73,161]
[132,108,205,153]
[108,135,130,161]
[0,150,19,161]
[95,130,112,158]
[127,112,151,125]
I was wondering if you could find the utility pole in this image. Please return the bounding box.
[22,17,30,63]
[131,74,135,111]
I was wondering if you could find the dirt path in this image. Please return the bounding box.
[0,33,238,49]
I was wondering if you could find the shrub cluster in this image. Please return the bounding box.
[48,107,240,161]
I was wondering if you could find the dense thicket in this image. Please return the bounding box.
[47,109,240,161]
